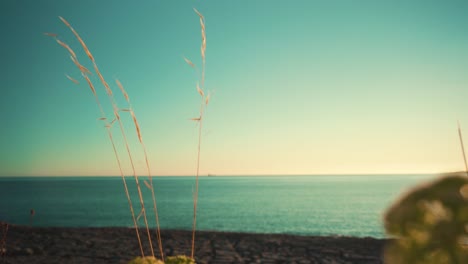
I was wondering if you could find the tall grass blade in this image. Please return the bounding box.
[190,7,208,259]
[193,8,204,19]
[73,73,145,257]
[70,56,92,75]
[116,79,165,260]
[58,17,157,257]
[48,18,152,258]
[197,83,204,96]
[137,208,145,222]
[458,121,468,176]
[55,39,77,59]
[44,32,58,37]
[65,74,79,84]
[205,92,211,106]
[116,79,130,102]
[59,16,94,62]
[81,73,97,96]
[183,57,196,68]
[144,180,152,190]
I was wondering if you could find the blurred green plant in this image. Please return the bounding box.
[128,256,164,264]
[128,255,195,264]
[165,255,196,264]
[384,173,468,263]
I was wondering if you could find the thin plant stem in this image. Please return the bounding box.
[92,91,146,257]
[48,21,152,257]
[458,121,468,176]
[58,16,156,256]
[191,8,207,259]
[116,79,164,260]
[83,76,146,258]
[107,128,145,257]
[111,103,155,257]
[191,103,204,259]
[142,144,164,260]
[81,71,146,257]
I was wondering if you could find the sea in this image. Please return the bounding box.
[0,174,439,238]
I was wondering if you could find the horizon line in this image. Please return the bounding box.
[0,172,461,178]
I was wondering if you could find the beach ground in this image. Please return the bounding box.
[2,225,387,264]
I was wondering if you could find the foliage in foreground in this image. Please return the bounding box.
[128,256,164,264]
[165,255,196,264]
[384,173,468,263]
[128,255,195,264]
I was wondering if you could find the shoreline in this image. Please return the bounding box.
[2,225,388,263]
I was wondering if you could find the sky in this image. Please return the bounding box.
[1,0,468,176]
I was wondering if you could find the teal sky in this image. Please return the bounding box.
[1,0,468,176]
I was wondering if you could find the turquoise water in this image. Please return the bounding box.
[0,175,437,238]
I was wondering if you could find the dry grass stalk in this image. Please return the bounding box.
[95,67,113,96]
[188,8,209,259]
[116,79,165,261]
[144,180,152,190]
[44,32,58,37]
[183,57,196,68]
[71,71,146,257]
[196,83,204,96]
[71,56,92,75]
[45,33,91,76]
[130,111,143,144]
[55,39,77,60]
[57,17,160,258]
[48,19,157,258]
[105,123,146,258]
[116,79,130,102]
[194,8,207,87]
[205,92,211,105]
[59,17,94,62]
[81,73,97,96]
[65,74,79,84]
[458,121,468,176]
[57,17,112,96]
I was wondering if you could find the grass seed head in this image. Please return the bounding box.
[56,39,77,59]
[116,79,130,102]
[65,74,79,84]
[131,111,143,143]
[44,32,58,37]
[183,57,196,68]
[144,180,152,190]
[193,8,204,19]
[196,82,204,96]
[82,74,97,96]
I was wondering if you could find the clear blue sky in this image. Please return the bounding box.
[1,0,468,176]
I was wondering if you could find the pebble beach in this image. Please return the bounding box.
[2,225,388,264]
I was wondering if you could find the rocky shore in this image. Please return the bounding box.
[1,225,388,264]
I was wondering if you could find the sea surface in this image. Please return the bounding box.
[0,174,440,238]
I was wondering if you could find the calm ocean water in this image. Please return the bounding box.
[0,174,438,238]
